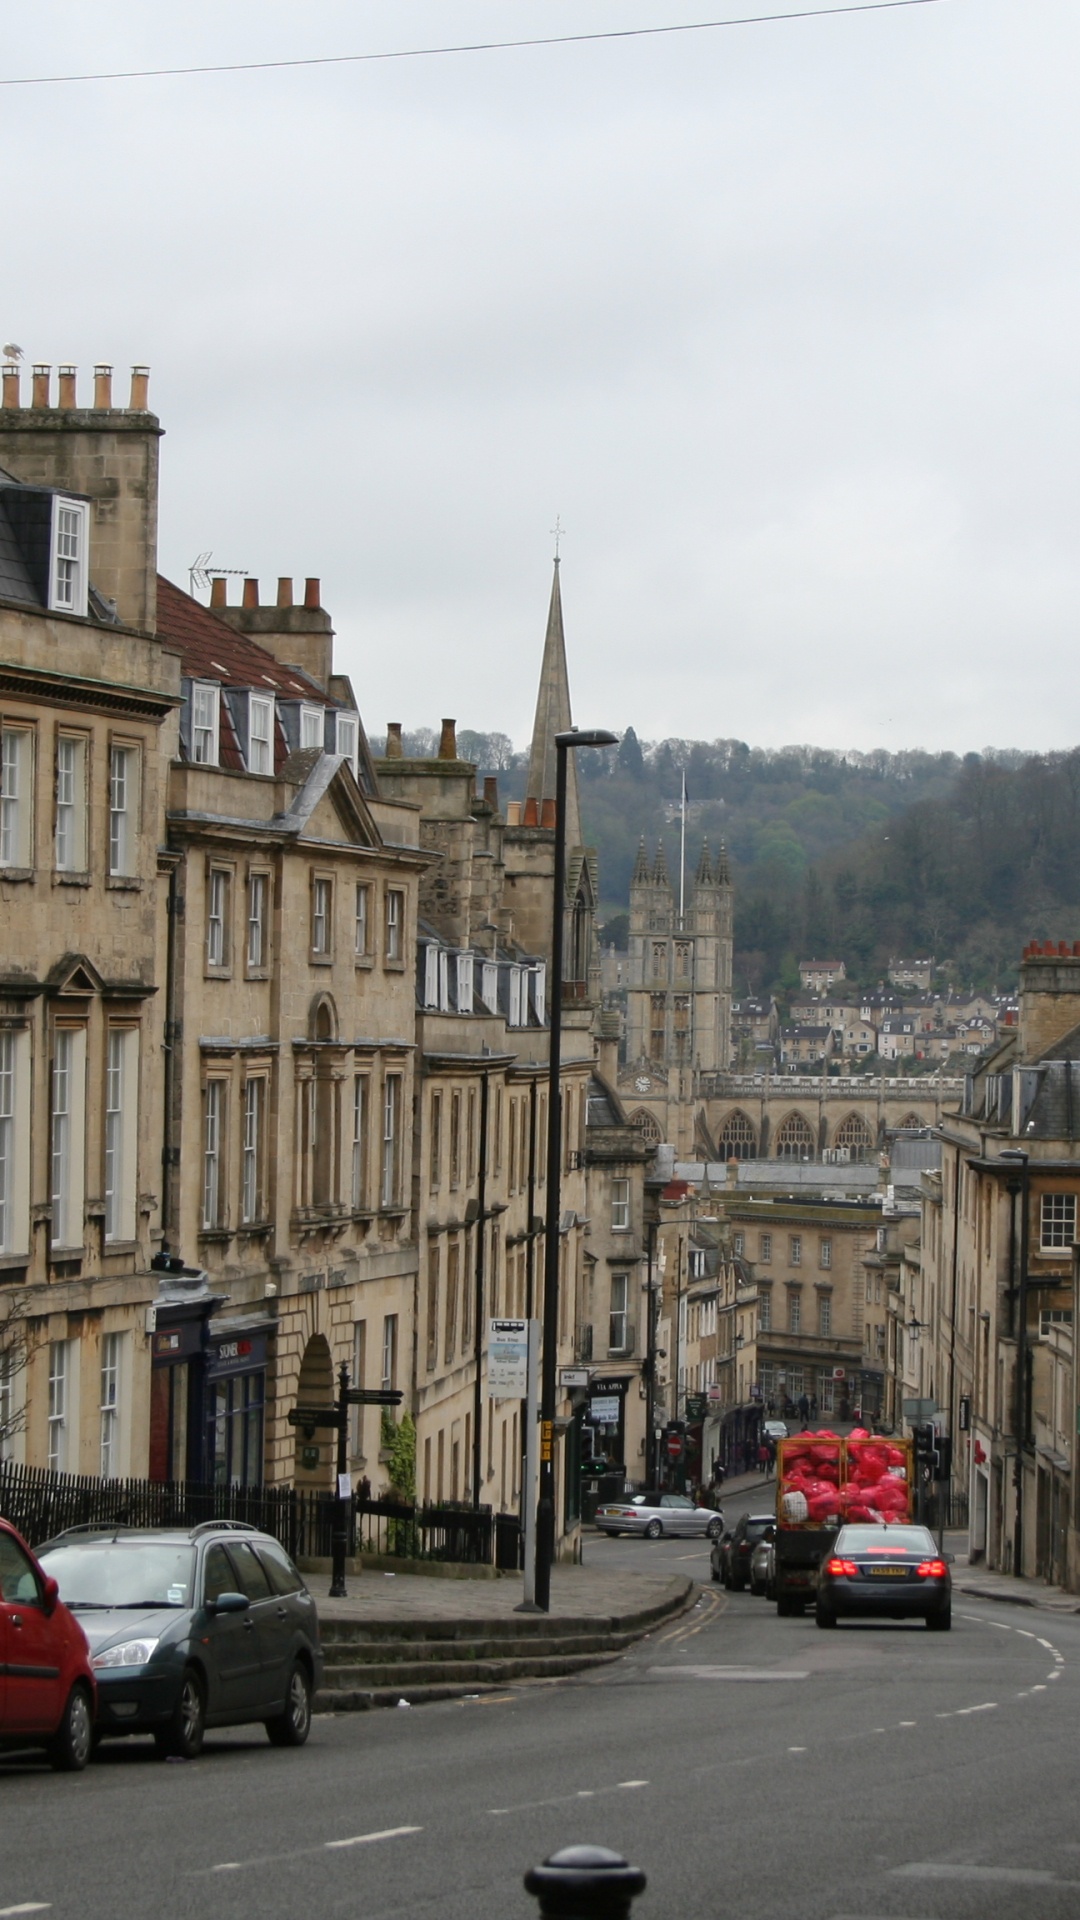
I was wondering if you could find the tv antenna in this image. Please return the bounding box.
[188,552,249,601]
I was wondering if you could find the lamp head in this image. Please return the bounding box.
[554,728,618,750]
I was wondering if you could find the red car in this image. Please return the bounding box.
[0,1516,96,1769]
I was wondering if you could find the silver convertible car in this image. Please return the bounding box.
[593,1493,724,1541]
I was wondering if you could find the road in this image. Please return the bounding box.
[4,1494,1079,1920]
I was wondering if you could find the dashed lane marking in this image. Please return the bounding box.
[201,1827,422,1874]
[325,1827,423,1850]
[892,1863,1080,1886]
[0,1907,52,1916]
[647,1665,810,1682]
[489,1780,648,1817]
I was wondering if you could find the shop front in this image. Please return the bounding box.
[207,1322,272,1488]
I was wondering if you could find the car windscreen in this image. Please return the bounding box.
[834,1526,935,1555]
[38,1540,197,1608]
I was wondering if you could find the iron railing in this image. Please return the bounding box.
[0,1460,502,1565]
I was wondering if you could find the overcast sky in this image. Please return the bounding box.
[5,2,1077,756]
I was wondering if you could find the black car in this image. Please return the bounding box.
[815,1523,952,1630]
[38,1520,323,1757]
[711,1512,776,1590]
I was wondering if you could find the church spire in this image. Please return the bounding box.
[631,836,651,887]
[696,836,715,887]
[524,555,582,849]
[653,839,670,888]
[715,840,731,886]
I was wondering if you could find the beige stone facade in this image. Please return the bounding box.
[0,368,177,1478]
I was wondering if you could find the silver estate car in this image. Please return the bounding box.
[593,1493,724,1541]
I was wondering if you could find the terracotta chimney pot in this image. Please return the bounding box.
[129,365,150,410]
[31,364,51,408]
[523,797,539,828]
[2,364,19,408]
[385,723,403,759]
[540,798,557,829]
[242,578,259,609]
[483,776,498,809]
[93,364,113,408]
[276,577,293,608]
[209,578,227,609]
[58,365,77,409]
[303,577,320,609]
[438,718,458,760]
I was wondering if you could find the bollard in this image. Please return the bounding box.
[524,1847,647,1920]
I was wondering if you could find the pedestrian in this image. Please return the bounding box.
[711,1458,726,1493]
[757,1440,771,1477]
[798,1392,810,1430]
[810,1394,818,1421]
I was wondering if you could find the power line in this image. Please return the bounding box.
[0,2,954,90]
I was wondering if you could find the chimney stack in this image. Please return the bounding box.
[2,363,19,408]
[438,718,458,761]
[523,797,539,827]
[129,365,150,410]
[385,722,403,759]
[209,577,227,609]
[58,365,77,409]
[242,578,259,609]
[276,577,293,608]
[31,364,51,408]
[93,364,113,408]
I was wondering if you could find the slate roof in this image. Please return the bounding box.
[156,576,333,777]
[0,493,37,604]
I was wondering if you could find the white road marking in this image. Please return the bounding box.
[893,1864,1078,1886]
[617,1780,649,1789]
[0,1907,52,1916]
[1032,1684,1047,1691]
[647,1665,809,1681]
[955,1702,997,1715]
[210,1866,243,1874]
[1036,1638,1055,1650]
[788,1745,807,1752]
[1016,1629,1037,1639]
[325,1827,422,1850]
[898,1720,916,1727]
[490,1780,650,1817]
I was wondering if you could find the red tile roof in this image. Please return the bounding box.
[156,575,330,774]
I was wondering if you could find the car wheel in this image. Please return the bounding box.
[926,1607,952,1632]
[266,1662,313,1747]
[731,1575,747,1592]
[155,1668,206,1760]
[706,1518,722,1542]
[815,1605,836,1629]
[47,1682,94,1772]
[644,1518,663,1540]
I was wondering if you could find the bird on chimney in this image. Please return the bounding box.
[2,344,23,361]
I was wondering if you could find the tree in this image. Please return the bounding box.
[0,1292,31,1455]
[616,727,645,779]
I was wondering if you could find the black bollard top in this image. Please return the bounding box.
[524,1846,647,1920]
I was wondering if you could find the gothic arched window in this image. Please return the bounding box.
[775,1112,815,1160]
[718,1109,757,1161]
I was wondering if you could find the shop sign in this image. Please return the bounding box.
[588,1396,622,1426]
[589,1376,630,1397]
[151,1320,203,1364]
[208,1331,267,1379]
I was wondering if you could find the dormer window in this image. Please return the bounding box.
[191,682,220,765]
[335,712,359,774]
[248,694,274,775]
[300,705,323,751]
[49,498,89,617]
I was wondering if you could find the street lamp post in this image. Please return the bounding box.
[1001,1148,1031,1577]
[535,726,617,1614]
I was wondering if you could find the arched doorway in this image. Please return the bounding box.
[293,1333,335,1491]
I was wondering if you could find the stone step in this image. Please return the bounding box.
[319,1629,626,1665]
[316,1612,624,1645]
[323,1649,621,1689]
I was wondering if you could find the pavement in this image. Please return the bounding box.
[953,1554,1080,1613]
[308,1560,693,1627]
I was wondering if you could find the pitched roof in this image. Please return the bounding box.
[156,576,328,703]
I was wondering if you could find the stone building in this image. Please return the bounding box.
[154,574,427,1492]
[918,943,1080,1586]
[0,360,177,1475]
[624,838,733,1076]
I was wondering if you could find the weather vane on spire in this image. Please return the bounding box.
[551,515,564,561]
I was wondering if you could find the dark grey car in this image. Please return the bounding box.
[38,1521,322,1758]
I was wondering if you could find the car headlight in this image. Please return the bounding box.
[92,1637,161,1670]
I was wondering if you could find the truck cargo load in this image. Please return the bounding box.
[773,1430,914,1614]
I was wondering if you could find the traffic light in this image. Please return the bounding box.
[914,1423,937,1470]
[934,1435,953,1483]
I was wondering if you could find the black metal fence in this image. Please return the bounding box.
[0,1460,505,1566]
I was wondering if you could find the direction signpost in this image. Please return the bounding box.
[286,1362,402,1596]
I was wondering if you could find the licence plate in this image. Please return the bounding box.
[866,1566,908,1577]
